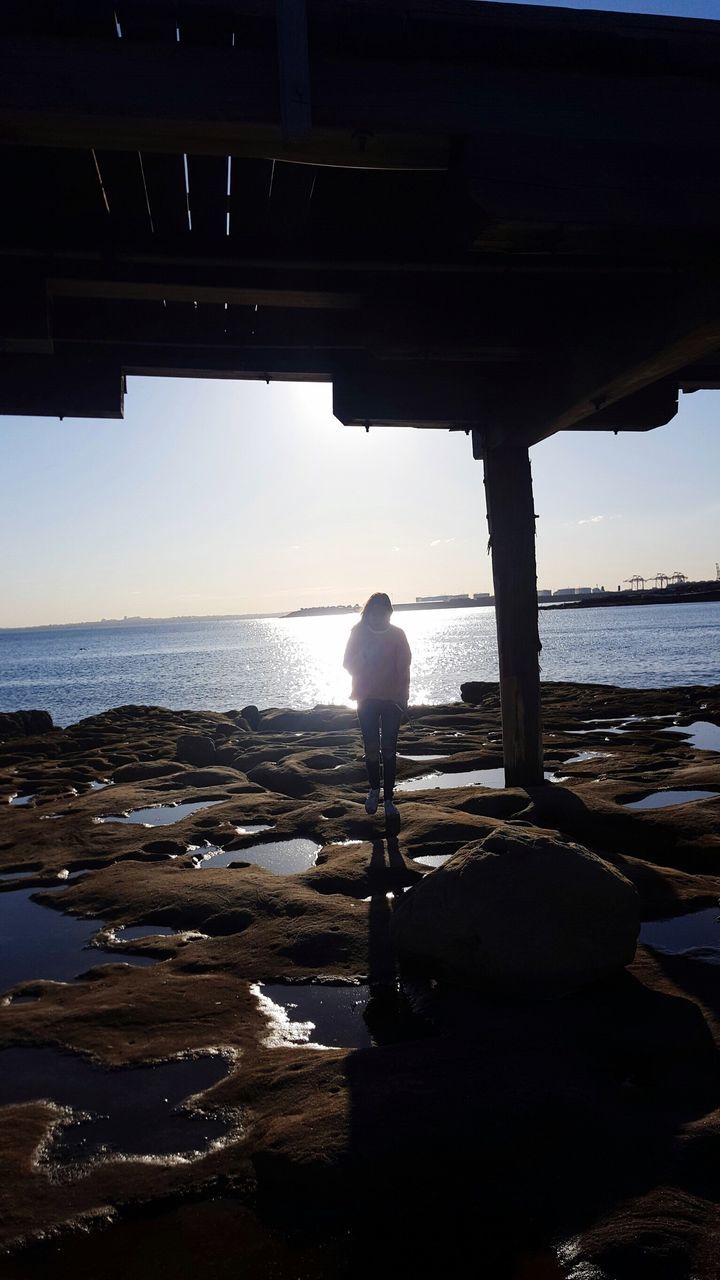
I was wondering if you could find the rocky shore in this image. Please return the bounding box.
[0,683,718,1278]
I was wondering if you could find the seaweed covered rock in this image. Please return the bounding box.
[391,825,640,997]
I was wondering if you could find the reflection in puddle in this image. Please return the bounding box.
[0,1046,229,1162]
[398,754,447,762]
[234,823,273,836]
[663,721,720,753]
[8,794,33,807]
[640,907,720,962]
[0,890,165,993]
[253,983,372,1049]
[624,790,719,811]
[89,780,111,790]
[413,854,451,868]
[194,839,320,874]
[563,751,610,765]
[95,800,224,826]
[396,768,560,791]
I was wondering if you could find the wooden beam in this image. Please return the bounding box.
[566,379,678,432]
[0,37,447,169]
[48,278,362,310]
[532,288,720,441]
[481,442,544,788]
[0,355,124,417]
[4,22,720,167]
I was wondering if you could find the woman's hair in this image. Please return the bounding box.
[361,592,392,622]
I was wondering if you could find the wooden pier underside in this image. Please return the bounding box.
[2,0,720,781]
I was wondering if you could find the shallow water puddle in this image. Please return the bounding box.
[194,839,320,874]
[397,753,447,762]
[253,983,372,1049]
[413,853,452,868]
[0,1046,229,1162]
[88,779,111,790]
[624,790,719,810]
[0,890,169,993]
[95,799,224,826]
[563,751,611,765]
[396,767,561,791]
[640,907,720,963]
[233,823,273,836]
[8,794,33,807]
[663,721,720,753]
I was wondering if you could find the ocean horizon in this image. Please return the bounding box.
[1,601,718,728]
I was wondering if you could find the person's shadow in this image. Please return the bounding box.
[363,836,425,1045]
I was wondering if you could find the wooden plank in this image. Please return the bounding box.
[140,153,189,237]
[94,150,154,238]
[276,0,311,141]
[481,443,544,789]
[186,155,228,240]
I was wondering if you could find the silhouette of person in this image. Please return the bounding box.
[343,592,411,821]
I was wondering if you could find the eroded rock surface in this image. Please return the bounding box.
[0,683,718,1278]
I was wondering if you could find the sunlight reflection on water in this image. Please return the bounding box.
[0,602,718,725]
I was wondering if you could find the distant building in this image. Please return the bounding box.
[576,587,593,596]
[553,589,577,600]
[537,590,552,599]
[416,593,470,603]
[472,592,491,600]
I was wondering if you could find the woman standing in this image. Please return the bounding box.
[343,593,412,819]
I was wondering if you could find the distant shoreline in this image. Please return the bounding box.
[286,584,720,618]
[541,585,720,611]
[0,612,281,634]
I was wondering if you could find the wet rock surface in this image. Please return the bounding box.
[0,684,718,1277]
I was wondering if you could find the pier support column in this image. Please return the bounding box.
[480,440,544,788]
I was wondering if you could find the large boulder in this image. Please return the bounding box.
[175,734,216,767]
[391,825,640,997]
[240,705,261,731]
[0,709,54,739]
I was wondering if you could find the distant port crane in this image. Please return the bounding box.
[624,572,688,590]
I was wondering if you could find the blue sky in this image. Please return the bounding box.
[1,0,719,627]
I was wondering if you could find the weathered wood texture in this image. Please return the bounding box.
[1,0,720,429]
[482,444,544,788]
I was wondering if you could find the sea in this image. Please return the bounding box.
[0,602,718,728]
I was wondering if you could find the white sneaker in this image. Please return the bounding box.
[384,799,399,819]
[365,788,380,815]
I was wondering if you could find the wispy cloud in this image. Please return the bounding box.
[578,515,605,526]
[430,537,456,547]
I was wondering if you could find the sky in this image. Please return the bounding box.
[1,0,719,628]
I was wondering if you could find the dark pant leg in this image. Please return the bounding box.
[379,702,403,800]
[357,699,381,789]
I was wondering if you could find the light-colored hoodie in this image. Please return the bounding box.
[343,621,412,706]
